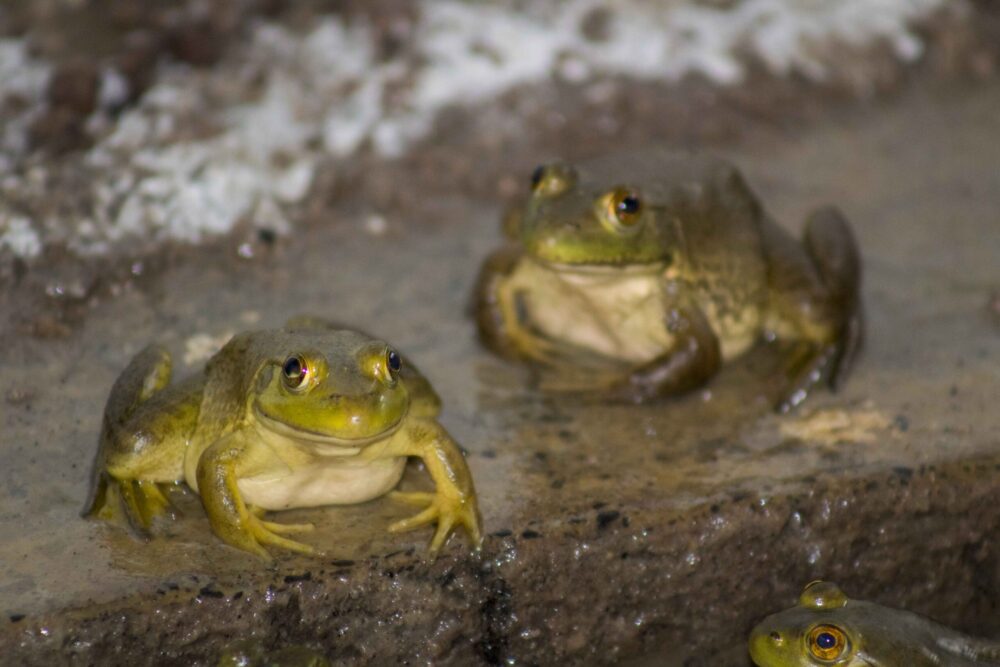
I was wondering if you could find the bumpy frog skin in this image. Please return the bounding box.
[84,316,482,560]
[473,152,863,410]
[750,581,1000,666]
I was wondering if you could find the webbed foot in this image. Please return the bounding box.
[84,473,177,534]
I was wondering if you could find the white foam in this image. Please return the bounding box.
[0,0,953,258]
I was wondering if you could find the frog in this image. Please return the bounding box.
[750,581,1000,666]
[84,316,482,560]
[473,152,863,410]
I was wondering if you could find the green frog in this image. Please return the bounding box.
[473,153,862,410]
[750,581,1000,666]
[84,316,482,560]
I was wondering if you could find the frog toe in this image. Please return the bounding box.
[428,515,457,557]
[247,513,315,555]
[388,491,436,507]
[388,505,439,534]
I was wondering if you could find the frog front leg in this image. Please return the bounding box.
[612,304,722,403]
[196,435,315,560]
[366,420,482,555]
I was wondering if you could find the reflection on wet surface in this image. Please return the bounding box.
[1,84,999,665]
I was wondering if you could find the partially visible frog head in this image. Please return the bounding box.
[512,160,675,267]
[749,581,859,666]
[252,330,408,444]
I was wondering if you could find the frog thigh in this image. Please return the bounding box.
[103,344,172,426]
[471,244,530,359]
[613,303,722,402]
[283,315,441,417]
[763,207,863,410]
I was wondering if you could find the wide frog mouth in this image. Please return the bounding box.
[253,404,405,454]
[527,255,668,276]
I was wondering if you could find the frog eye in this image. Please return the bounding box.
[531,163,574,198]
[807,624,848,661]
[599,187,644,231]
[387,348,402,375]
[281,355,309,390]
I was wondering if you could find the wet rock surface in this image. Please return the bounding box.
[0,74,999,665]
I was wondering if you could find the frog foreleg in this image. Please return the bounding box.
[369,420,482,556]
[196,436,315,560]
[613,305,721,402]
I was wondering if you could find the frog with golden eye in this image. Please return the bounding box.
[750,581,1000,666]
[84,316,482,560]
[473,152,863,410]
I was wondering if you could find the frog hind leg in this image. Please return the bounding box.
[470,244,532,360]
[764,207,863,412]
[83,345,182,532]
[803,206,863,389]
[196,435,315,560]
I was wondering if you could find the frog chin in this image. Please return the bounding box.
[253,406,404,455]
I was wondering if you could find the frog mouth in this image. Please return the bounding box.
[253,406,404,452]
[532,257,667,275]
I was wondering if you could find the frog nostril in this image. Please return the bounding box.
[769,631,783,645]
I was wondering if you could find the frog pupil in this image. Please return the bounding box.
[817,632,837,649]
[387,350,401,373]
[530,165,545,189]
[283,357,303,379]
[618,195,640,215]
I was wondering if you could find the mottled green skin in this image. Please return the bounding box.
[751,582,1000,666]
[474,152,863,409]
[85,317,482,560]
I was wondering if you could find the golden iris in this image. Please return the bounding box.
[808,624,847,661]
[600,187,643,230]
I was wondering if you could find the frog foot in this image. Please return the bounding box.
[388,491,483,556]
[242,507,316,558]
[85,473,176,534]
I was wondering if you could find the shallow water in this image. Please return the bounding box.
[1,82,999,665]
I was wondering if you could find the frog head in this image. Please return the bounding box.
[251,330,409,445]
[511,160,678,268]
[749,581,859,666]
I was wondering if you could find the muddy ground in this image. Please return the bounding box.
[2,3,1000,667]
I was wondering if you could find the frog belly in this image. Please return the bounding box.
[237,455,406,511]
[510,260,673,364]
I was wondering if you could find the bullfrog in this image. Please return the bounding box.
[750,581,1000,666]
[84,316,482,560]
[473,153,863,410]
